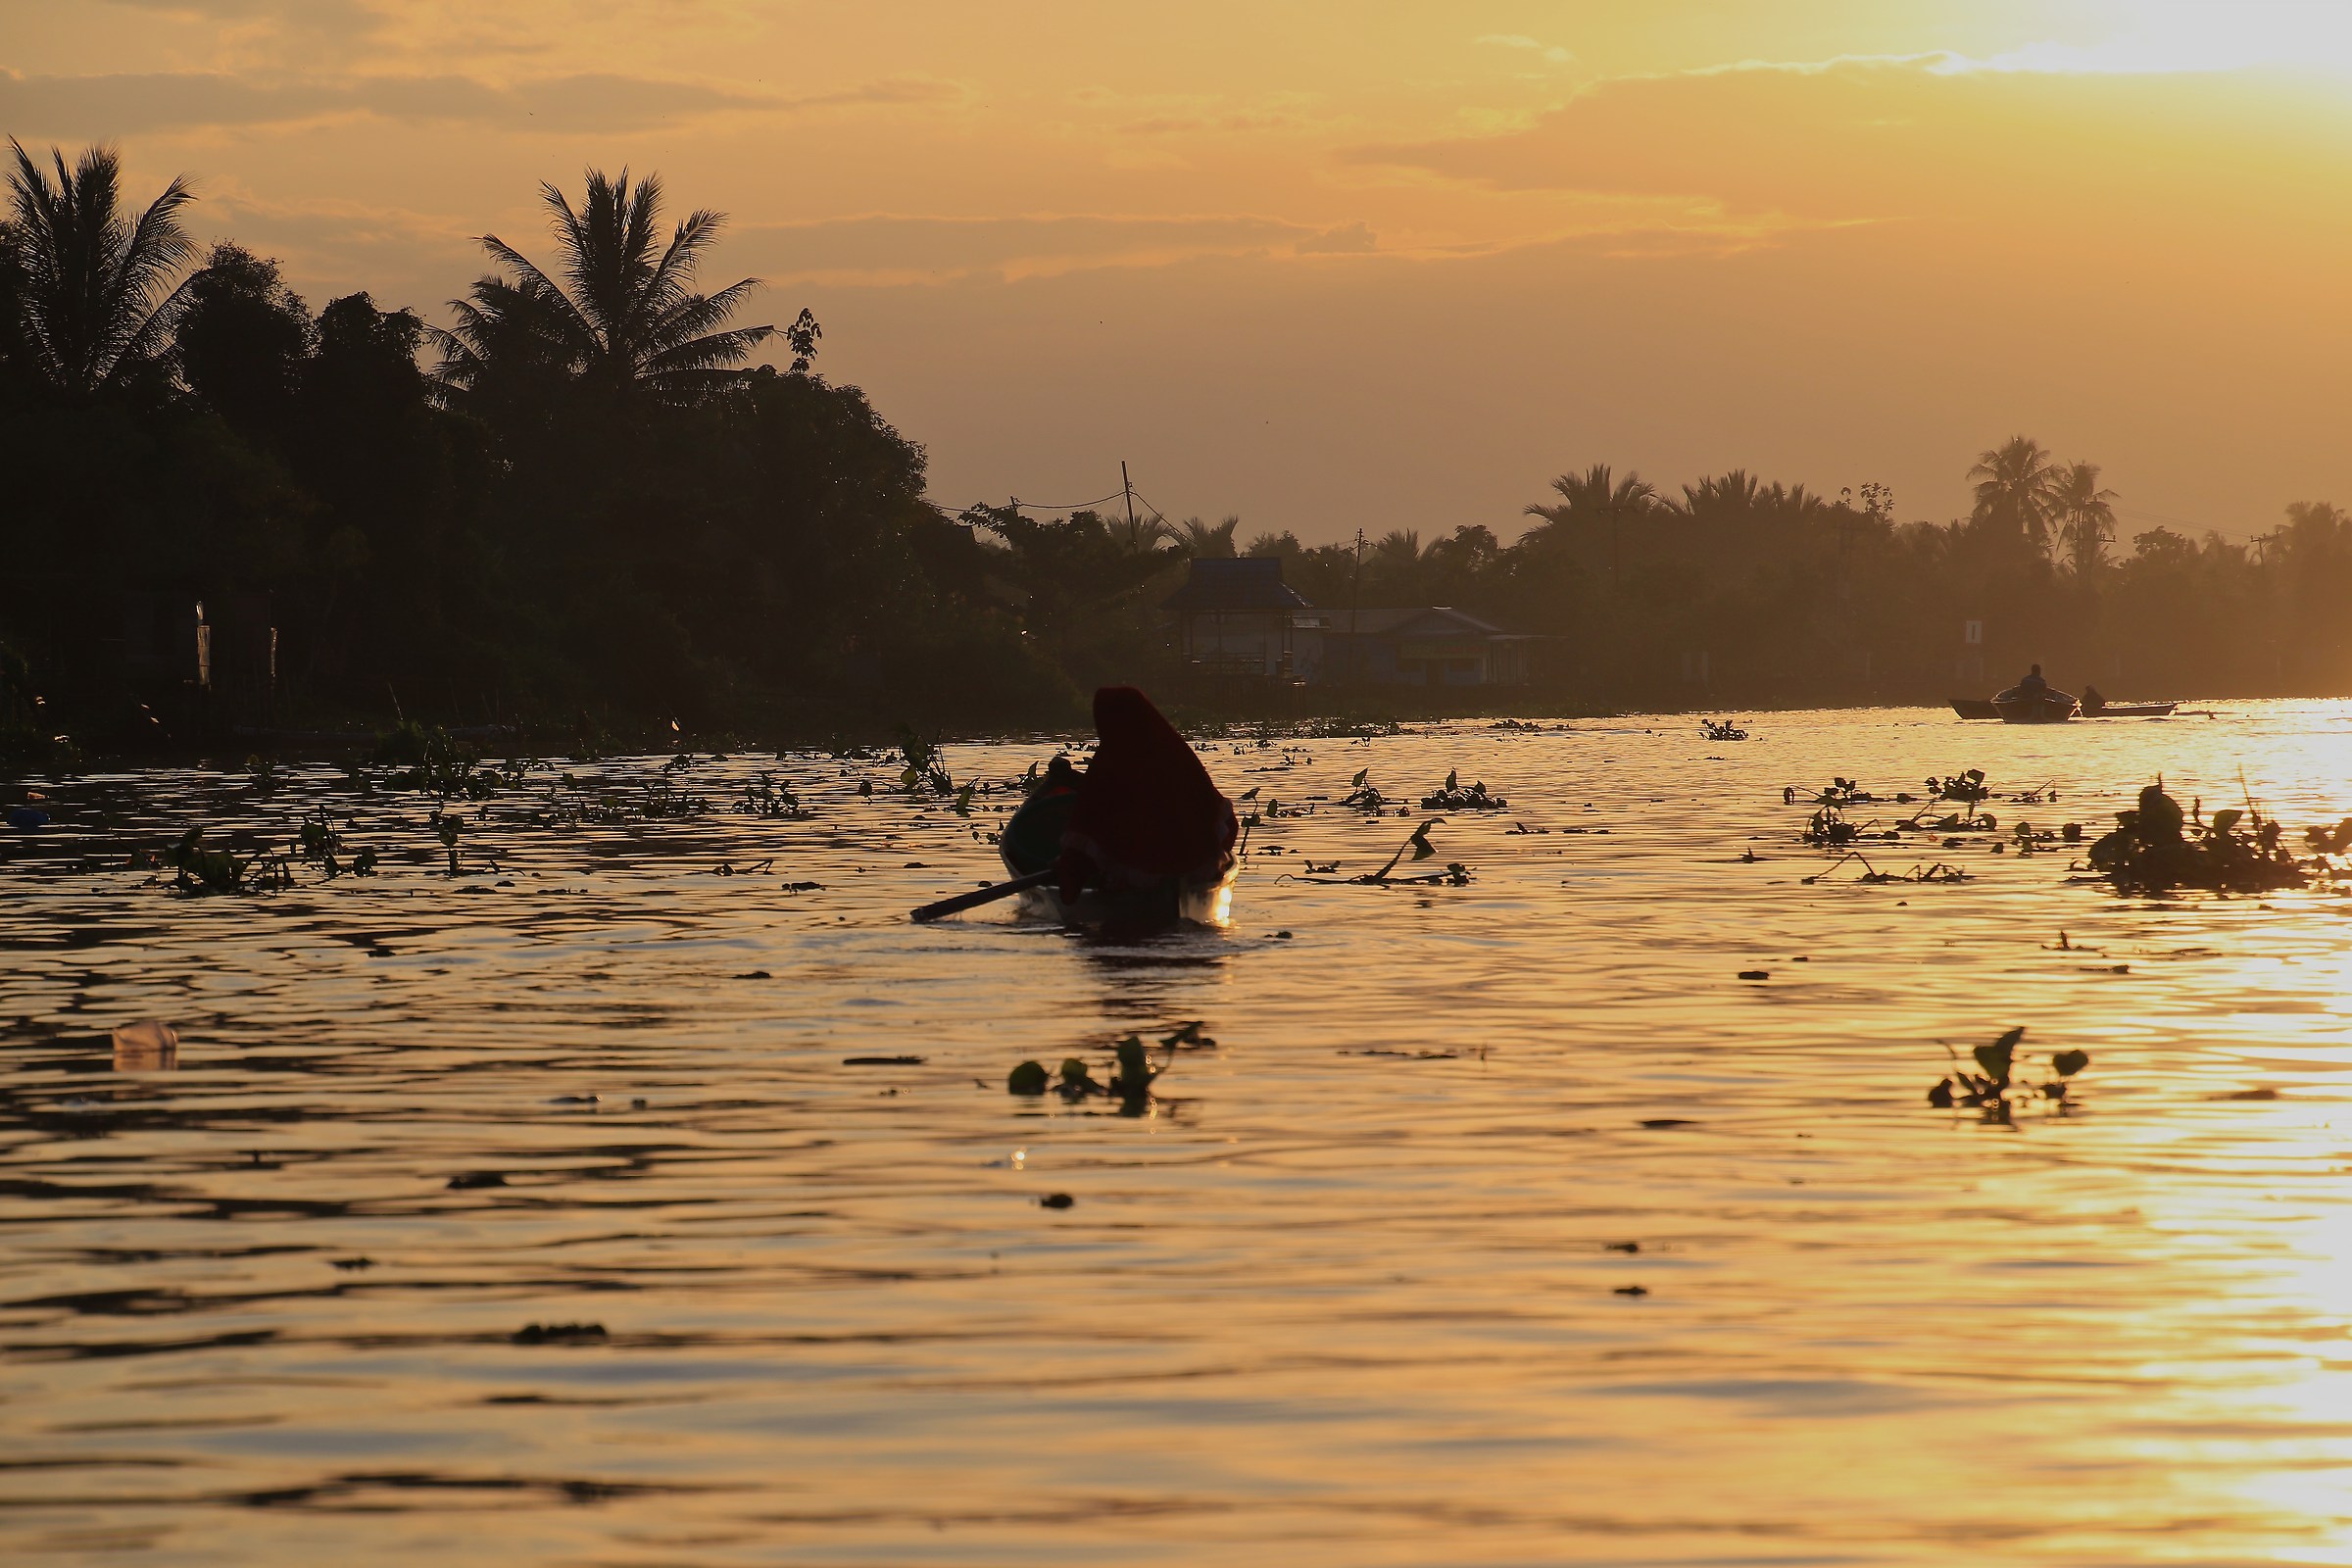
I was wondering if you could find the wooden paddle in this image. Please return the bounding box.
[909,868,1057,923]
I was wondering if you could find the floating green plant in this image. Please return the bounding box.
[2085,780,2305,895]
[1929,1027,2089,1119]
[1421,768,1507,809]
[162,828,290,895]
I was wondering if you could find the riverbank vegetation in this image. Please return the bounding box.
[6,139,2351,767]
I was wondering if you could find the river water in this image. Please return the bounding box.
[4,704,2351,1565]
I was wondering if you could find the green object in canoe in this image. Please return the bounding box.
[1001,789,1075,878]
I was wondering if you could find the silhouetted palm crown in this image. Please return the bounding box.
[437,169,771,407]
[3,139,197,398]
[1969,435,2063,552]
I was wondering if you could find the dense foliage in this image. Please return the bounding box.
[0,145,1171,750]
[1247,457,2352,709]
[4,140,2349,758]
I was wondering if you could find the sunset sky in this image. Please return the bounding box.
[10,0,2351,544]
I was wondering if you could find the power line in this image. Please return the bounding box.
[922,488,1131,517]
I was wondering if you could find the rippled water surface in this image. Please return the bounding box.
[7,705,2352,1565]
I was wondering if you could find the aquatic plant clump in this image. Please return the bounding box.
[2086,781,2305,895]
[1929,1027,2089,1118]
[1420,768,1507,810]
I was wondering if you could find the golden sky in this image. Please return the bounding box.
[9,1,2352,542]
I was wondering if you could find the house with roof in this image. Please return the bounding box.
[1320,606,1535,687]
[1162,558,1327,681]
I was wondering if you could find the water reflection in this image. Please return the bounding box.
[2,705,2351,1561]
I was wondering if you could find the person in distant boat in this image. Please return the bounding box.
[2015,663,2050,696]
[1055,687,1238,904]
[2081,684,2107,714]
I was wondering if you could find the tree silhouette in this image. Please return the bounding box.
[3,140,197,400]
[175,244,313,438]
[434,168,779,409]
[1171,514,1240,559]
[1968,436,2063,556]
[2049,461,2119,579]
[1524,464,1658,582]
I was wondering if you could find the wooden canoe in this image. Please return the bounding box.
[998,787,1235,928]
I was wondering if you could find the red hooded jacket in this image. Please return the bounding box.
[1056,687,1238,900]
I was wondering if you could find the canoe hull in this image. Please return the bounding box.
[1950,699,1999,720]
[999,787,1236,929]
[1992,686,2079,723]
[2084,702,2178,718]
[1010,863,1236,928]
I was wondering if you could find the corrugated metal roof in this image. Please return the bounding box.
[1162,558,1315,612]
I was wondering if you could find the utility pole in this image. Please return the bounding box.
[1121,461,1138,546]
[1348,529,1365,695]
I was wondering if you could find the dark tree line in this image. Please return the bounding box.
[5,140,2348,760]
[1245,448,2352,707]
[0,142,1184,754]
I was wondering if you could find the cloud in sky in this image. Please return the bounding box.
[12,4,2352,539]
[1342,51,2352,244]
[0,69,957,138]
[1475,34,1573,66]
[739,212,1382,285]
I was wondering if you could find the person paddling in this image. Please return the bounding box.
[1055,687,1238,905]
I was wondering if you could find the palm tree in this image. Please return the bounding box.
[1171,514,1240,559]
[2048,461,2118,579]
[1524,464,1658,579]
[1967,436,2063,556]
[1676,469,1765,521]
[434,168,775,407]
[3,140,198,399]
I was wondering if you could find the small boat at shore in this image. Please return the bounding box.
[2083,701,2178,718]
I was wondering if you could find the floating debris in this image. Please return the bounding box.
[1298,819,1470,886]
[736,773,808,818]
[1038,1193,1075,1210]
[511,1322,608,1345]
[1787,778,1877,807]
[1801,851,1972,885]
[1928,1027,2089,1118]
[1420,769,1508,809]
[162,828,292,895]
[2086,781,2305,895]
[1700,718,1749,742]
[845,1055,924,1066]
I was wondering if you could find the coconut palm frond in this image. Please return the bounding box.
[449,168,787,409]
[3,138,199,397]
